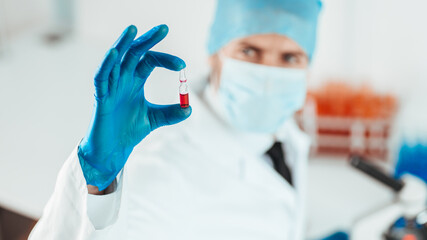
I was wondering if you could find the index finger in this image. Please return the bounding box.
[135,51,186,81]
[120,24,169,73]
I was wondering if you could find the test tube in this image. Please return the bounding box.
[179,69,189,108]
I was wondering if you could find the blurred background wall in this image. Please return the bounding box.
[3,0,427,97]
[311,0,427,100]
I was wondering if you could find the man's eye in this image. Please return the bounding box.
[282,53,298,64]
[242,47,257,57]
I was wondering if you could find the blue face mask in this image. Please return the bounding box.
[218,57,307,133]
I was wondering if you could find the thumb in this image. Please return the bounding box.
[148,103,192,130]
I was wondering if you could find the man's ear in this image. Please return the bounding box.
[208,54,218,69]
[208,54,222,91]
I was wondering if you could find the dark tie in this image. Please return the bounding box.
[265,141,293,186]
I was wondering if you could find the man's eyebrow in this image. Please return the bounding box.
[237,42,262,51]
[237,41,306,56]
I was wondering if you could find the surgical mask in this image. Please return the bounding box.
[217,57,307,134]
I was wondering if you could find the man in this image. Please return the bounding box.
[29,0,322,239]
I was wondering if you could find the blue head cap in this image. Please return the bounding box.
[207,0,322,60]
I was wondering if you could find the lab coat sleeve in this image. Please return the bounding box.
[86,172,123,229]
[29,146,124,240]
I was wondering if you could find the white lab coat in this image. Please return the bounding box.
[29,82,311,240]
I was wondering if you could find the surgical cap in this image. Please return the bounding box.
[207,0,322,59]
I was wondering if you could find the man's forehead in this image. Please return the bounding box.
[233,34,306,53]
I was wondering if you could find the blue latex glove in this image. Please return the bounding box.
[78,25,191,191]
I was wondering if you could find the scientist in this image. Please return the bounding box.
[30,0,322,239]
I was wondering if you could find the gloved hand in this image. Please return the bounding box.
[78,25,191,191]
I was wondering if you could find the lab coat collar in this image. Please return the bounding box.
[180,79,311,213]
